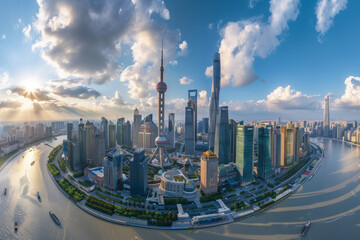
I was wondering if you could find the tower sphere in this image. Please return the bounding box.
[156,82,167,93]
[155,136,167,146]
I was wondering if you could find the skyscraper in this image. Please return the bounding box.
[323,95,330,137]
[214,106,230,165]
[200,150,218,195]
[103,149,123,190]
[229,119,237,163]
[109,121,116,148]
[273,126,281,174]
[85,121,96,167]
[208,53,221,151]
[130,149,148,197]
[123,121,132,146]
[188,89,197,139]
[138,114,157,149]
[151,44,170,168]
[67,123,73,140]
[185,101,195,156]
[236,125,254,184]
[167,113,175,147]
[202,117,209,134]
[101,117,109,149]
[78,119,87,170]
[258,125,273,180]
[116,118,125,145]
[133,108,142,147]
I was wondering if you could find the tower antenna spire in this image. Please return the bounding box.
[160,40,164,82]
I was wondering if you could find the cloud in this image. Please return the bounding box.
[265,85,320,110]
[1,34,5,40]
[103,90,126,106]
[52,85,101,99]
[315,0,347,39]
[198,90,209,108]
[205,66,213,78]
[210,0,300,87]
[0,72,10,89]
[249,0,260,8]
[22,24,32,39]
[208,23,213,30]
[169,60,178,65]
[0,100,22,109]
[178,40,188,56]
[333,76,360,109]
[11,87,53,101]
[32,0,136,84]
[179,76,193,85]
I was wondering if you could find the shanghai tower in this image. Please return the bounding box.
[208,53,221,151]
[323,95,330,137]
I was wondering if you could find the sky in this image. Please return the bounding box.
[0,0,359,122]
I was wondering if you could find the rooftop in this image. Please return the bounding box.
[202,150,217,159]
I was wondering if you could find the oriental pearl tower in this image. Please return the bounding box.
[151,43,170,169]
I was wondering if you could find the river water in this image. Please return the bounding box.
[0,137,359,240]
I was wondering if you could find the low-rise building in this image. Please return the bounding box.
[159,169,196,200]
[84,166,104,186]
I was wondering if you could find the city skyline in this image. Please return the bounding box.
[0,0,359,122]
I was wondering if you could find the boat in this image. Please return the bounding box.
[37,192,41,201]
[31,161,35,166]
[4,188,7,195]
[49,211,61,225]
[300,221,311,237]
[14,222,18,231]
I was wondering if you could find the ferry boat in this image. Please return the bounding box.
[4,187,7,195]
[37,192,41,201]
[49,211,61,225]
[300,221,311,237]
[14,222,18,231]
[31,161,35,166]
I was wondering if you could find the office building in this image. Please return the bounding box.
[208,53,221,151]
[138,114,157,149]
[200,150,218,195]
[323,96,330,137]
[67,123,73,140]
[202,117,209,134]
[229,119,237,163]
[133,108,142,147]
[185,102,195,156]
[109,121,116,148]
[258,125,273,180]
[123,121,132,146]
[167,113,175,147]
[130,149,148,197]
[103,149,123,190]
[236,125,254,184]
[116,118,125,145]
[188,89,198,141]
[101,117,109,148]
[214,106,230,165]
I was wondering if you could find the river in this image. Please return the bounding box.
[0,137,359,240]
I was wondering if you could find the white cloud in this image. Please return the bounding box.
[198,90,209,107]
[214,0,300,87]
[315,0,347,39]
[333,76,360,109]
[169,60,178,65]
[0,72,10,89]
[178,40,188,56]
[22,24,32,39]
[249,0,260,9]
[1,34,6,40]
[205,66,213,78]
[265,85,320,110]
[208,23,213,30]
[179,76,193,85]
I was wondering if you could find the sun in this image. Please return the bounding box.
[24,80,40,93]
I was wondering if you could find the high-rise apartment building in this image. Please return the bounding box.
[214,106,230,165]
[208,53,221,151]
[236,125,254,184]
[200,150,218,195]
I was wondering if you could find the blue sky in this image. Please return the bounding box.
[0,0,359,122]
